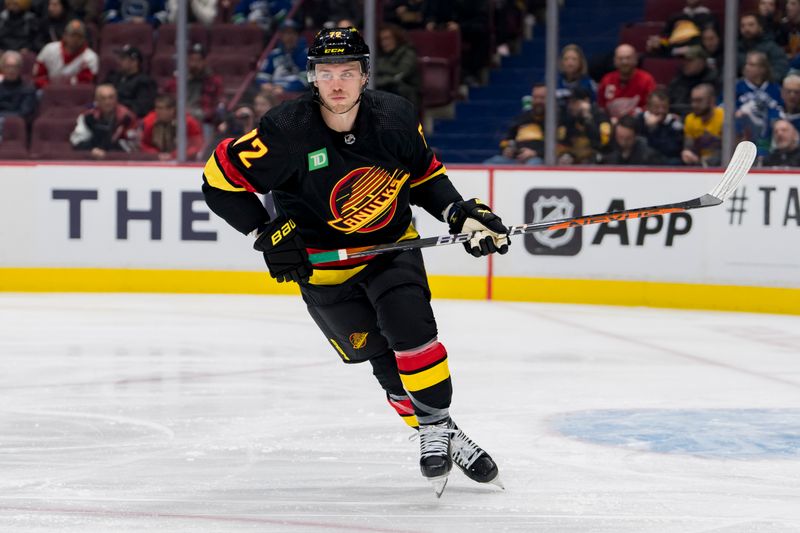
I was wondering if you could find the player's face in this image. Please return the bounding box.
[315,61,366,113]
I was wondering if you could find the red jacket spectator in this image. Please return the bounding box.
[140,93,204,160]
[598,44,656,119]
[33,19,97,88]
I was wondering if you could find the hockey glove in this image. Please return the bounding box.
[447,199,510,257]
[253,218,312,283]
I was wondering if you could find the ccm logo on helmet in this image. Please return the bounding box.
[325,48,345,53]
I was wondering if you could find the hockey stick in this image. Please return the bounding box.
[309,141,757,265]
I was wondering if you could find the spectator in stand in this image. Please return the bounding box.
[736,50,784,156]
[682,83,724,166]
[164,43,224,131]
[763,119,800,166]
[33,19,98,88]
[597,44,656,120]
[646,0,716,57]
[102,0,167,25]
[757,0,781,41]
[34,0,72,51]
[70,83,138,159]
[253,88,276,118]
[701,23,724,74]
[738,12,788,82]
[667,45,720,117]
[493,0,525,58]
[141,93,204,160]
[166,0,216,25]
[781,74,800,131]
[556,87,610,165]
[384,0,426,31]
[634,90,683,165]
[232,0,290,30]
[556,44,597,108]
[203,104,255,160]
[780,0,800,56]
[374,24,420,109]
[425,0,491,87]
[304,1,361,30]
[0,0,39,53]
[255,20,308,94]
[70,0,103,25]
[484,83,546,165]
[104,44,156,118]
[601,115,664,165]
[0,50,37,120]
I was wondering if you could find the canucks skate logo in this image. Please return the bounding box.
[524,188,583,256]
[349,332,368,349]
[328,166,410,234]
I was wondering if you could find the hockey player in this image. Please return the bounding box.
[202,27,508,497]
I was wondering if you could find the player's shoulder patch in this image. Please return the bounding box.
[364,90,417,131]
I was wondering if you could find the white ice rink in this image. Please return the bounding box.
[1,293,799,532]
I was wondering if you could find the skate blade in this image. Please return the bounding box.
[488,474,505,490]
[428,475,449,498]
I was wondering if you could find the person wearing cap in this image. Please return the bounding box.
[485,83,547,165]
[104,44,157,118]
[163,42,223,128]
[33,18,98,88]
[255,19,308,94]
[645,0,716,57]
[202,27,507,497]
[667,45,720,117]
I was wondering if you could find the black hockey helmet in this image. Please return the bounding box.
[306,27,370,80]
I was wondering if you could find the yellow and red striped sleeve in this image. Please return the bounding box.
[202,137,260,193]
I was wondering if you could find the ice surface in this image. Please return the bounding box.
[1,293,799,532]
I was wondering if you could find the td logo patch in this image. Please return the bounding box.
[524,188,583,256]
[308,148,329,171]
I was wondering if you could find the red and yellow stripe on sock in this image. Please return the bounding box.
[395,341,450,394]
[387,393,418,427]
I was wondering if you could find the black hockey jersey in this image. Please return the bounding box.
[202,90,462,285]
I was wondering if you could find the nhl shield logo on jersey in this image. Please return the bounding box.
[349,332,368,349]
[328,166,410,234]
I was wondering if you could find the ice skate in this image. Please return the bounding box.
[449,419,504,489]
[418,420,454,497]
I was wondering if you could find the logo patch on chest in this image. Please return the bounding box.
[328,166,410,234]
[308,148,329,171]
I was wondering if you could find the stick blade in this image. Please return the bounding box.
[708,141,756,202]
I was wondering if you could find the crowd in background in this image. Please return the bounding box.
[2,0,800,167]
[487,0,800,168]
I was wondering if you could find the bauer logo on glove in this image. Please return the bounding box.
[254,218,312,284]
[446,199,510,257]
